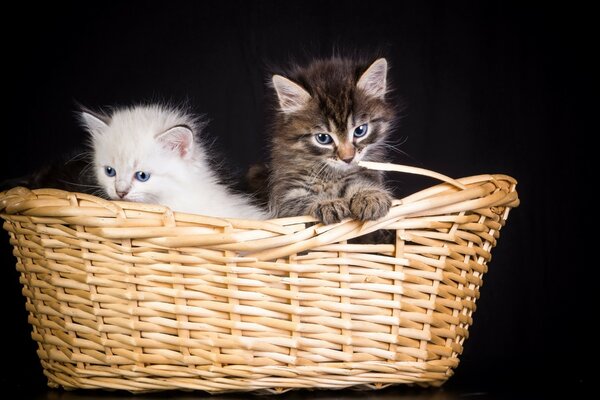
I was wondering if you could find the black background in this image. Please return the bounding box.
[0,1,587,398]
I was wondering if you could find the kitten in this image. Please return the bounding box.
[268,57,396,224]
[80,104,267,219]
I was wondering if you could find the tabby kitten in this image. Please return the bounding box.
[268,57,395,224]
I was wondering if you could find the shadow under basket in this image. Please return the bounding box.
[0,164,519,394]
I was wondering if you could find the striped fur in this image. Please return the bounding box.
[268,57,396,224]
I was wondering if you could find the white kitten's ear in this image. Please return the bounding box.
[156,126,194,159]
[357,58,388,99]
[272,74,311,113]
[79,111,109,136]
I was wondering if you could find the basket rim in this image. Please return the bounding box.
[0,170,519,261]
[0,170,518,222]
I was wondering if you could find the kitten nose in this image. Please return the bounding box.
[337,144,355,163]
[115,181,130,199]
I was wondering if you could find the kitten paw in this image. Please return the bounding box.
[309,199,351,225]
[350,189,392,221]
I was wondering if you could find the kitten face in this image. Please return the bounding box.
[80,106,197,204]
[94,139,187,204]
[271,57,395,172]
[294,117,380,170]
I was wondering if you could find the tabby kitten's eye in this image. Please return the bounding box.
[134,171,151,182]
[104,166,116,177]
[353,124,368,138]
[315,133,333,145]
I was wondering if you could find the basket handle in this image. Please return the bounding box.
[358,161,467,190]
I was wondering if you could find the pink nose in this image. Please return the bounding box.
[337,144,355,163]
[116,190,128,199]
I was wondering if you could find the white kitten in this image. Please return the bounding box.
[80,104,266,219]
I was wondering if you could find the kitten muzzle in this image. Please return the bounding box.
[115,181,131,199]
[337,144,356,164]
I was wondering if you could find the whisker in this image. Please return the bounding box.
[384,136,417,161]
[90,188,108,199]
[56,179,102,189]
[308,160,330,183]
[78,163,96,179]
[65,151,93,165]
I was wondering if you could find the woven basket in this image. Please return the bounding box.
[0,162,518,393]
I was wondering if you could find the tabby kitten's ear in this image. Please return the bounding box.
[272,75,311,113]
[79,110,109,137]
[156,126,194,159]
[357,58,388,99]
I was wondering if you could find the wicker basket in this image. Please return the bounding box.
[0,162,518,393]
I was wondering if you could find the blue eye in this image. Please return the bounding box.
[315,133,333,145]
[104,166,116,177]
[353,124,368,138]
[134,171,151,182]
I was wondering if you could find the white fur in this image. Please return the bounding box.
[81,104,267,219]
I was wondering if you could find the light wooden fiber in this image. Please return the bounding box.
[0,163,519,394]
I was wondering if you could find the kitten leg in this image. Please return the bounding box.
[349,188,392,221]
[308,198,351,225]
[272,187,349,224]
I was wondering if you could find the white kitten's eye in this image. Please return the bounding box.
[134,171,151,182]
[104,166,116,177]
[353,124,368,138]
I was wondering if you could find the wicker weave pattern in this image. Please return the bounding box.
[0,172,518,393]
